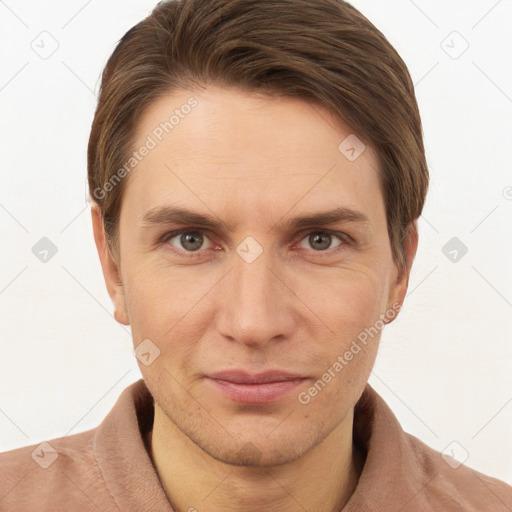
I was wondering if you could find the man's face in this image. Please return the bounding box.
[99,86,412,466]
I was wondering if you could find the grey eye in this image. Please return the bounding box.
[298,232,343,251]
[168,231,210,252]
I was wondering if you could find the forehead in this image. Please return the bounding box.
[122,86,384,228]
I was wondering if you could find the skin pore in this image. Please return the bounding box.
[92,86,417,512]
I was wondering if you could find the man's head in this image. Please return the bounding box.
[89,0,427,467]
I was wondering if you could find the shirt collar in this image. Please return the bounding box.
[94,379,172,511]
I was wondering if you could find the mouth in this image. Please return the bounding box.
[204,370,308,404]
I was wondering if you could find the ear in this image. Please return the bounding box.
[384,220,418,324]
[91,204,130,325]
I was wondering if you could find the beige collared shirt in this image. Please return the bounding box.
[1,379,510,511]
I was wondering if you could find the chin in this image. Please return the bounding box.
[187,430,322,468]
[166,401,331,468]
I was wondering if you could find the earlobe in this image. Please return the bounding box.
[91,205,130,326]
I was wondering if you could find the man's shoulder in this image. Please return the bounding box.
[0,428,95,468]
[404,431,512,510]
[355,384,512,510]
[0,428,117,511]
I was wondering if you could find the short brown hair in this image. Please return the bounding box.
[87,0,428,271]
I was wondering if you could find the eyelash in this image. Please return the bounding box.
[158,229,353,258]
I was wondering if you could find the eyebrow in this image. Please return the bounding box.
[139,205,370,232]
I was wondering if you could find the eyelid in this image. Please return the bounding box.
[293,229,352,254]
[295,228,353,244]
[159,229,216,252]
[159,227,353,256]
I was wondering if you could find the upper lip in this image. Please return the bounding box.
[206,370,306,384]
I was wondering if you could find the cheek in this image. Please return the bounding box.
[295,269,385,390]
[301,265,386,338]
[122,261,178,338]
[295,274,384,414]
[122,260,215,362]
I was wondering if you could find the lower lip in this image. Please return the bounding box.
[206,378,305,404]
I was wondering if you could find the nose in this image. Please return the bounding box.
[215,245,296,348]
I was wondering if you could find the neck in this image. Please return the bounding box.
[147,405,363,512]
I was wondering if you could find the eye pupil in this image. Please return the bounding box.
[310,232,331,250]
[181,232,203,251]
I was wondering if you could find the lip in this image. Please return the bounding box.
[205,370,308,404]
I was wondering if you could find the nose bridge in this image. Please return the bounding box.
[216,242,295,345]
[234,250,273,313]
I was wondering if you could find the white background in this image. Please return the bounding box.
[1,0,511,484]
